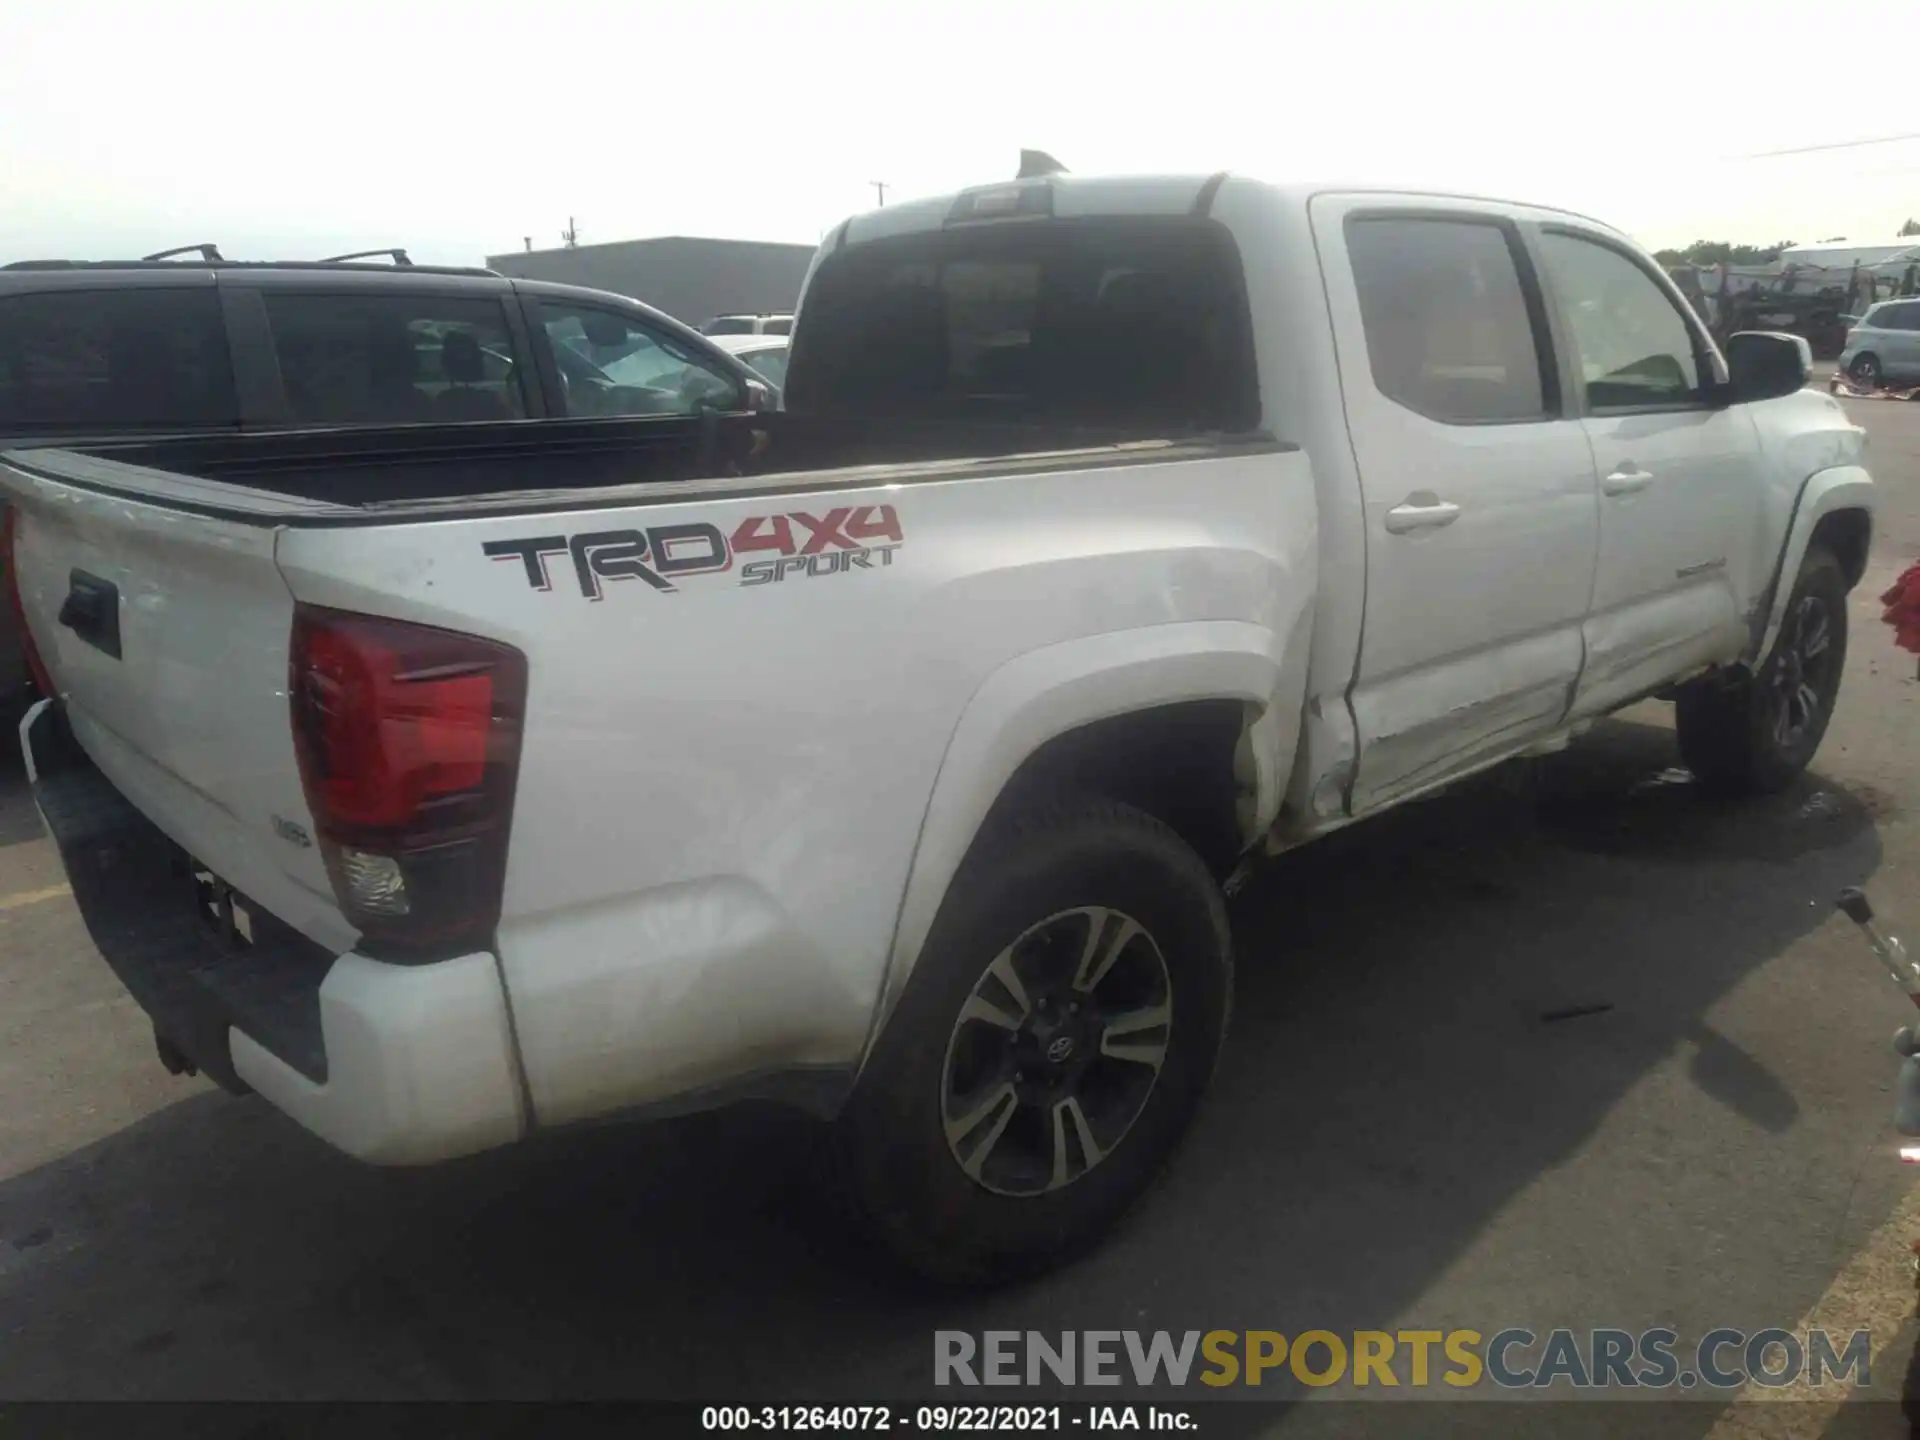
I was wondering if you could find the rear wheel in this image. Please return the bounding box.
[830,799,1231,1286]
[1676,546,1848,794]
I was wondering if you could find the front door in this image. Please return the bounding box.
[1313,200,1601,813]
[1532,227,1766,718]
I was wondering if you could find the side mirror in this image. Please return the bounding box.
[1723,330,1811,404]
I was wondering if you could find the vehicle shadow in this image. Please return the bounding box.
[0,714,1890,1409]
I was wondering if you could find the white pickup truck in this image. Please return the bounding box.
[2,174,1873,1284]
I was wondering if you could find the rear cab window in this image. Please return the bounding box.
[261,292,528,425]
[784,216,1259,432]
[0,287,238,431]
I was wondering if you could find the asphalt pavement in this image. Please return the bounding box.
[4,392,1920,1437]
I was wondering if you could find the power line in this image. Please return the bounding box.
[1739,132,1920,159]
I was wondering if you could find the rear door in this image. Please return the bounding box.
[1531,226,1766,717]
[1313,200,1600,812]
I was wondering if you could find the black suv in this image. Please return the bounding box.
[0,251,773,443]
[0,250,775,700]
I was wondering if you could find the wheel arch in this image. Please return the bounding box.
[1750,465,1874,666]
[862,620,1297,1064]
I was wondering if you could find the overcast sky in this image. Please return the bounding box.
[2,0,1914,267]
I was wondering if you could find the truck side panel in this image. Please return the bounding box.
[276,448,1315,1124]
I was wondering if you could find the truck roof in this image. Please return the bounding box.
[831,172,1626,251]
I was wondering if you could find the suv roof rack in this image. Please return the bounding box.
[142,243,225,262]
[318,248,413,266]
[1,256,500,277]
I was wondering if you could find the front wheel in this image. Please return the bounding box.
[1852,353,1883,388]
[829,799,1232,1286]
[1676,547,1848,794]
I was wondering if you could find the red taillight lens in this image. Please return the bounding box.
[2,506,55,699]
[290,605,527,959]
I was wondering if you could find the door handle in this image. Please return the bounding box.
[1384,497,1462,534]
[57,569,121,659]
[1602,466,1655,496]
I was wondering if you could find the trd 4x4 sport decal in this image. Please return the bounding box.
[483,504,904,599]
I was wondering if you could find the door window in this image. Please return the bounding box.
[0,288,237,430]
[538,304,743,417]
[737,346,790,388]
[263,292,526,425]
[1344,217,1550,424]
[1538,232,1704,410]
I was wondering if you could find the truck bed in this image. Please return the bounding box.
[2,412,1266,519]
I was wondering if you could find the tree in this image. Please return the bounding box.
[1651,239,1795,268]
[1900,218,1920,237]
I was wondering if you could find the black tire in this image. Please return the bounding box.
[829,798,1232,1287]
[1852,353,1883,387]
[1676,546,1848,795]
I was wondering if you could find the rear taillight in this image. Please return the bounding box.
[289,604,527,960]
[2,506,54,698]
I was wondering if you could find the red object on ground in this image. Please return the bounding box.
[1882,561,1920,654]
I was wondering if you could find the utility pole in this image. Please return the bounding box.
[523,236,532,252]
[870,181,889,207]
[561,217,581,248]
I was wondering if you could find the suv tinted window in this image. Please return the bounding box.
[702,316,754,336]
[264,292,526,425]
[1539,231,1703,409]
[0,288,237,430]
[1345,217,1549,423]
[538,302,743,417]
[786,217,1257,430]
[763,317,792,336]
[1876,303,1920,331]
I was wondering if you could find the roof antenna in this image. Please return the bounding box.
[1017,150,1068,180]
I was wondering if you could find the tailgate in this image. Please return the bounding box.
[4,458,354,953]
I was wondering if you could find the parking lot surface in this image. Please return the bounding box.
[4,394,1920,1435]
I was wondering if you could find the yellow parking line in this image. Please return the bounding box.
[1703,1177,1920,1436]
[0,883,71,912]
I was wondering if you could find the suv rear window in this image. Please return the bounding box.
[0,288,237,431]
[785,217,1258,431]
[702,316,755,336]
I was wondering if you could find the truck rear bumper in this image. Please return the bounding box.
[22,699,527,1165]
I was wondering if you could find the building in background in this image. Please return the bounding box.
[485,236,817,331]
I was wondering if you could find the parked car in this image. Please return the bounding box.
[0,255,775,703]
[1839,298,1920,387]
[700,313,793,337]
[709,332,790,391]
[3,173,1873,1285]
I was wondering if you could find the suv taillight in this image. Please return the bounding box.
[289,604,527,959]
[2,506,54,698]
